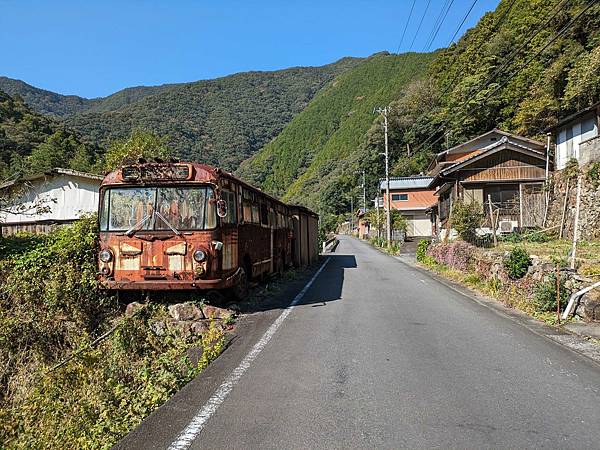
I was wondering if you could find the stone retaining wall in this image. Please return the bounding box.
[545,164,600,241]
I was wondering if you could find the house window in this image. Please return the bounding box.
[392,193,408,201]
[484,185,519,215]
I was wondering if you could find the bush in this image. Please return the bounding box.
[586,161,600,189]
[427,241,476,271]
[416,239,431,263]
[533,273,570,312]
[504,247,531,279]
[450,200,484,243]
[524,231,552,243]
[0,217,225,448]
[498,230,553,244]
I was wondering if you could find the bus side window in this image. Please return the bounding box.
[260,202,269,226]
[251,194,260,224]
[222,191,237,224]
[242,189,252,223]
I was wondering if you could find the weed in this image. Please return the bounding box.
[533,273,570,312]
[416,239,430,263]
[0,216,226,448]
[504,247,531,279]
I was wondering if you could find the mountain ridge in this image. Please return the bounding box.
[1,57,364,172]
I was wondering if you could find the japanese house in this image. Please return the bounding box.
[550,102,600,169]
[380,176,437,237]
[355,208,369,239]
[428,130,548,236]
[0,168,102,236]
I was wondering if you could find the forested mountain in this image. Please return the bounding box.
[0,91,99,178]
[240,0,600,218]
[0,76,175,117]
[1,58,362,172]
[237,52,435,211]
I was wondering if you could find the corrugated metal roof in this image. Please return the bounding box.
[0,167,103,190]
[379,176,433,190]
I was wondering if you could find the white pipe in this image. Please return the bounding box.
[562,281,600,320]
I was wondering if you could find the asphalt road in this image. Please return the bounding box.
[121,235,600,450]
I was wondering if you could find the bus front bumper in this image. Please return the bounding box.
[100,268,243,291]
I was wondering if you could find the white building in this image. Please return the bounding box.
[0,168,102,236]
[553,102,600,170]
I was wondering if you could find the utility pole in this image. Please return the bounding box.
[361,170,367,213]
[375,106,391,248]
[350,195,354,235]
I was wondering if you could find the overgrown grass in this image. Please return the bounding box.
[0,216,225,448]
[496,239,600,270]
[368,236,402,256]
[417,247,574,327]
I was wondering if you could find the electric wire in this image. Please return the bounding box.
[447,0,479,45]
[423,0,452,50]
[426,0,456,51]
[409,0,433,51]
[396,0,417,54]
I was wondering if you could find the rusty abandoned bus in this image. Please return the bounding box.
[97,162,318,298]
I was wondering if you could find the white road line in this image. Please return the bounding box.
[167,257,331,450]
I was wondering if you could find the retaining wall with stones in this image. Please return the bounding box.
[545,164,600,241]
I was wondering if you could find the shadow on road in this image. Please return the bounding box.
[237,254,357,313]
[296,254,356,306]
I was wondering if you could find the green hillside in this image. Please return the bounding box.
[368,0,600,186]
[1,58,362,172]
[237,52,435,210]
[0,91,99,178]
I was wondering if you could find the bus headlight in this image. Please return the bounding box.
[99,249,113,263]
[193,249,207,262]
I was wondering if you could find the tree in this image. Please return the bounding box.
[391,209,408,232]
[103,130,173,172]
[365,208,385,238]
[450,200,484,242]
[27,131,81,173]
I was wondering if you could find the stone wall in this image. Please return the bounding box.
[545,164,600,241]
[579,135,600,167]
[425,241,600,322]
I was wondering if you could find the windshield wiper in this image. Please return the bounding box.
[125,213,152,237]
[154,211,182,236]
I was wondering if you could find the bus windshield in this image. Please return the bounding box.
[99,186,217,232]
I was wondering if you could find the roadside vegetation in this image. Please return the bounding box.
[0,217,225,448]
[416,229,600,326]
[358,208,407,256]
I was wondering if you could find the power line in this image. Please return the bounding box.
[438,0,517,98]
[396,0,417,54]
[468,0,598,118]
[493,0,519,29]
[423,0,451,50]
[447,0,479,46]
[481,0,570,97]
[409,0,432,51]
[426,0,456,51]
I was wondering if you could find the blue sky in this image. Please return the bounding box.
[0,0,500,98]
